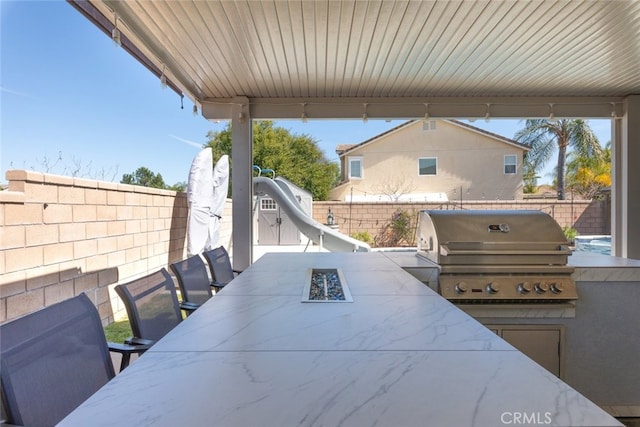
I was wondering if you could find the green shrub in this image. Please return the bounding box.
[351,231,373,244]
[563,226,578,242]
[375,209,417,247]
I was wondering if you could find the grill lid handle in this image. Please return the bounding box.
[439,244,572,256]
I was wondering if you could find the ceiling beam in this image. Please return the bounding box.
[202,96,624,121]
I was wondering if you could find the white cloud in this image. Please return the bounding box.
[0,85,36,99]
[168,134,204,149]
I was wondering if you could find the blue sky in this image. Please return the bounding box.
[1,1,611,187]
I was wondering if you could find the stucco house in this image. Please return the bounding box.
[330,119,530,202]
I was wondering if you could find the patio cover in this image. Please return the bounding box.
[69,0,640,265]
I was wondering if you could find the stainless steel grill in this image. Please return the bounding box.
[417,210,577,303]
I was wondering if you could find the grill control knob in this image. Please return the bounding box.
[534,282,549,294]
[455,282,468,294]
[485,282,500,294]
[550,282,564,294]
[517,282,532,294]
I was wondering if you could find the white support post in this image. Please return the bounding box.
[612,95,640,259]
[231,97,253,270]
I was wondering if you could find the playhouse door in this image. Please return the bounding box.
[258,198,279,245]
[278,209,301,245]
[257,197,301,245]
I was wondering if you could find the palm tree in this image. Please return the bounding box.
[514,119,602,200]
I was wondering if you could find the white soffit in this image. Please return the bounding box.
[86,0,640,119]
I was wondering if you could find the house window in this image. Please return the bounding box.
[504,155,517,174]
[422,120,436,131]
[348,157,363,179]
[418,157,437,176]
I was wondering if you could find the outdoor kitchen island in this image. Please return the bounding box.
[59,252,620,427]
[384,249,640,420]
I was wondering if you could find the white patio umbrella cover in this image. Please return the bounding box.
[207,154,229,250]
[186,148,214,256]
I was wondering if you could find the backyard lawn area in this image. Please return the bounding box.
[104,320,132,343]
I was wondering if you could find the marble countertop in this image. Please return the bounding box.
[569,252,640,282]
[58,252,620,427]
[568,252,640,268]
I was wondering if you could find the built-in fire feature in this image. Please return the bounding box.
[302,269,353,303]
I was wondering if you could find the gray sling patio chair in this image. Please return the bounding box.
[0,293,148,427]
[202,246,242,292]
[114,268,195,344]
[170,255,213,309]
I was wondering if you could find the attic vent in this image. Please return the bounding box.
[423,120,436,131]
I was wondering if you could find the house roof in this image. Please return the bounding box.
[335,144,357,155]
[335,119,530,157]
[70,1,638,120]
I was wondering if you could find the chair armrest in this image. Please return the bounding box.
[108,341,150,354]
[123,337,154,347]
[180,302,200,312]
[109,340,153,372]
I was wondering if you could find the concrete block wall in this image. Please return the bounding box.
[313,199,609,245]
[1,168,604,324]
[0,170,233,326]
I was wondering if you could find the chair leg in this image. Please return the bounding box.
[120,352,131,372]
